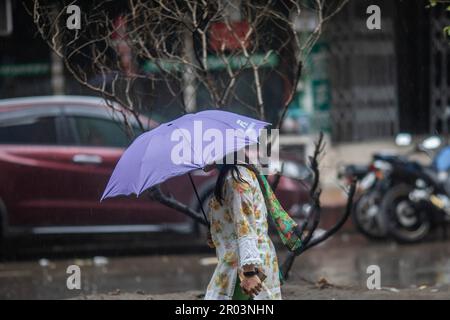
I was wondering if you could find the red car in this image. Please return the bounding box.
[0,96,307,240]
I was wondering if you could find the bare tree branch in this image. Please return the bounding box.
[29,0,352,282]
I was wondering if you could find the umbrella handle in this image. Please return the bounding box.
[188,172,210,228]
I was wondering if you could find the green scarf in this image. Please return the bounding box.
[259,175,303,252]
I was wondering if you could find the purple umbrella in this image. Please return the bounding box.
[101,110,270,204]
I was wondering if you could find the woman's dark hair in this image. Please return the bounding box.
[214,153,263,205]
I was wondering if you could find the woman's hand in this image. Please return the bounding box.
[240,275,262,297]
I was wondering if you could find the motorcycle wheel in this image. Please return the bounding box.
[381,184,431,243]
[352,192,388,240]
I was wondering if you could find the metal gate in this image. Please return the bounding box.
[430,7,450,135]
[326,0,399,142]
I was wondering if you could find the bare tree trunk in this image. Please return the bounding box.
[51,50,65,95]
[50,5,64,95]
[183,30,196,113]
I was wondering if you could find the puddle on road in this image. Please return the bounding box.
[0,254,216,300]
[1,236,450,299]
[287,236,450,290]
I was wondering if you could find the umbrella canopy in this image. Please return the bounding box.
[101,110,269,201]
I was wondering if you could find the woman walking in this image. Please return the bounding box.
[204,161,282,300]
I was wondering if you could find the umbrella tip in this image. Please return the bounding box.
[100,193,108,202]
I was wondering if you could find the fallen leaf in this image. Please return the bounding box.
[316,277,333,289]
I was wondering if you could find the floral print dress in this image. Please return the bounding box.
[204,166,282,300]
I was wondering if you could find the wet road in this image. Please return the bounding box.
[287,234,450,290]
[1,234,450,299]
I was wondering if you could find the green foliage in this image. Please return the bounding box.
[428,0,450,39]
[445,26,450,37]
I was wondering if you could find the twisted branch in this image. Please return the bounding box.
[281,132,356,279]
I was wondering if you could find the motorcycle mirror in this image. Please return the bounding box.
[395,133,412,147]
[421,136,442,150]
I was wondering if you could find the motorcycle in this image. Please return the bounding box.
[339,134,448,243]
[382,137,450,243]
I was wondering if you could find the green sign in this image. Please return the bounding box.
[142,53,279,73]
[0,63,50,77]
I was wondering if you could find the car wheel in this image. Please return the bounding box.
[381,184,431,244]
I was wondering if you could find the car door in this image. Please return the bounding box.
[0,106,75,228]
[60,106,189,228]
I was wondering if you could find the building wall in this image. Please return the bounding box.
[394,0,431,136]
[0,2,52,98]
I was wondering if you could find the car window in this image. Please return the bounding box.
[0,116,58,145]
[71,116,133,148]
